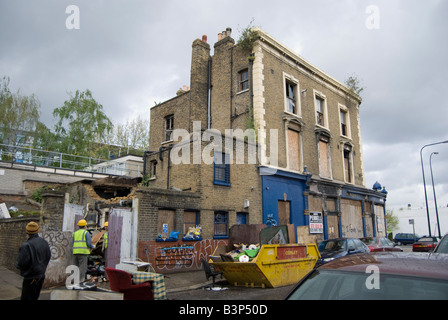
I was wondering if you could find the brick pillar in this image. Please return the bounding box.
[40,190,66,231]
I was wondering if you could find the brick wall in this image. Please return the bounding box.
[138,238,228,273]
[0,216,40,271]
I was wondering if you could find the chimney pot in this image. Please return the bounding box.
[202,35,207,43]
[218,33,222,41]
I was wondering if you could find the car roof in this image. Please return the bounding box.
[318,252,448,280]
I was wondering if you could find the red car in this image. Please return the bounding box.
[412,236,439,252]
[360,237,403,252]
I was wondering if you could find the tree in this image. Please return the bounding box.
[114,116,149,151]
[53,89,113,158]
[0,76,41,146]
[385,209,399,234]
[345,74,365,97]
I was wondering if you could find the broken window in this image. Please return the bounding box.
[286,81,296,114]
[164,115,174,141]
[239,69,249,91]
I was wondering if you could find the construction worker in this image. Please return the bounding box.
[103,221,108,252]
[16,222,51,300]
[73,219,95,283]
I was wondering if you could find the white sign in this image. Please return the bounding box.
[309,212,323,234]
[0,203,11,219]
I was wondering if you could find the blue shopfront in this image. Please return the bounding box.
[259,167,309,241]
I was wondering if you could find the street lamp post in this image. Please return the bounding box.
[429,152,442,239]
[420,140,448,237]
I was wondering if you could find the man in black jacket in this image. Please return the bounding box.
[16,222,51,300]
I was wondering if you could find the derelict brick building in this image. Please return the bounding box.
[139,27,387,243]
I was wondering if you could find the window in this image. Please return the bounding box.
[149,160,157,178]
[343,144,353,183]
[237,212,248,225]
[164,115,174,141]
[339,106,351,137]
[214,211,228,238]
[318,135,332,179]
[213,152,230,186]
[340,109,348,136]
[315,96,325,126]
[283,74,301,116]
[286,81,296,114]
[239,69,249,92]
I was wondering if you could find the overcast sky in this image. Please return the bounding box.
[1,0,447,215]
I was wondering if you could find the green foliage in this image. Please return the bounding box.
[0,76,41,146]
[53,89,113,157]
[237,20,259,52]
[345,74,365,97]
[386,209,399,233]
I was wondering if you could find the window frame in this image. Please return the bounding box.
[283,73,301,117]
[238,68,249,92]
[343,143,354,184]
[214,211,229,238]
[314,91,328,128]
[213,151,231,186]
[164,114,174,142]
[339,105,351,138]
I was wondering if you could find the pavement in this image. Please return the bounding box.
[0,265,215,300]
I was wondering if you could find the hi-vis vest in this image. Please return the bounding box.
[103,232,108,249]
[73,229,90,255]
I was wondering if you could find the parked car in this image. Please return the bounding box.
[285,252,448,300]
[412,236,439,252]
[360,237,403,252]
[316,238,370,266]
[434,234,448,253]
[394,233,420,245]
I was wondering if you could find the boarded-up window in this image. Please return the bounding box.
[374,205,386,237]
[278,201,291,225]
[318,137,331,179]
[157,209,175,236]
[327,213,339,239]
[183,211,199,234]
[287,129,301,171]
[340,199,363,238]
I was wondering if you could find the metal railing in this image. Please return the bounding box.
[0,144,143,177]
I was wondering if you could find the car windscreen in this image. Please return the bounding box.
[318,239,347,252]
[286,269,448,300]
[435,237,448,253]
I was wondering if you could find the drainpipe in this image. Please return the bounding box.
[249,53,254,125]
[166,144,173,189]
[229,46,234,129]
[207,56,212,130]
[143,151,149,177]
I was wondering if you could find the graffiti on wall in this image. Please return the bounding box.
[42,231,72,261]
[141,239,228,272]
